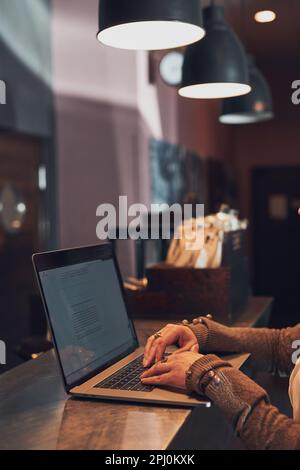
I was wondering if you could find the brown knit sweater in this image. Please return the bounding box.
[187,318,300,450]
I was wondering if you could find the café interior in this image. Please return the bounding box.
[0,0,300,451]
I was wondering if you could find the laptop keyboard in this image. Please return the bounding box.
[95,355,154,393]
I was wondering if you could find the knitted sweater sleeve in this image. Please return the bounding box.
[187,354,300,450]
[188,318,300,375]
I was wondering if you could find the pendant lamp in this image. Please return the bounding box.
[97,0,205,51]
[219,57,274,124]
[179,5,251,99]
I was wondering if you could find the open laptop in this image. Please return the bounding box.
[33,243,248,407]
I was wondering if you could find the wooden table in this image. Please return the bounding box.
[0,297,273,450]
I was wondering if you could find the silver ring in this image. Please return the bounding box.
[154,332,162,340]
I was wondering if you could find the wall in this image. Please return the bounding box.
[0,0,56,249]
[0,2,55,368]
[56,95,142,275]
[52,0,137,107]
[0,0,53,137]
[52,0,152,276]
[177,95,234,161]
[232,67,300,220]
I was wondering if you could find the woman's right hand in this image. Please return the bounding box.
[143,323,199,368]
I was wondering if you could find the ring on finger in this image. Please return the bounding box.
[154,332,162,340]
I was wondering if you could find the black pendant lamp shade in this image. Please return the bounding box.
[97,0,205,51]
[179,6,251,99]
[219,58,274,124]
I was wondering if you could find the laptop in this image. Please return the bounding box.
[33,243,248,407]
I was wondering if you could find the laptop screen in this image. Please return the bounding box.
[39,256,136,386]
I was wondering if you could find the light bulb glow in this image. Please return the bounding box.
[12,220,21,229]
[17,202,26,214]
[179,83,251,99]
[97,21,205,51]
[38,166,47,191]
[254,10,276,23]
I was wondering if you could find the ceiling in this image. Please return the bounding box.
[152,1,299,73]
[211,0,300,67]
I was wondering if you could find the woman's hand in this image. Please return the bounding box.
[143,324,199,367]
[141,351,203,390]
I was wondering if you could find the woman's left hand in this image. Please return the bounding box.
[141,351,203,390]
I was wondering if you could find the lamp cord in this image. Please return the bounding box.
[239,0,248,44]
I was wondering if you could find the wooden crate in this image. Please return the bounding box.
[125,230,250,324]
[126,266,235,324]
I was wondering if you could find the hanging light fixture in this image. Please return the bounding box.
[97,0,205,51]
[219,56,274,124]
[179,5,251,99]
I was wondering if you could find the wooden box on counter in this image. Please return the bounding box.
[125,231,250,325]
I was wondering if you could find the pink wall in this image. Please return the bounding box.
[52,0,146,277]
[52,0,137,107]
[55,95,142,276]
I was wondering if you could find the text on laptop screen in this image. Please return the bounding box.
[39,258,136,385]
